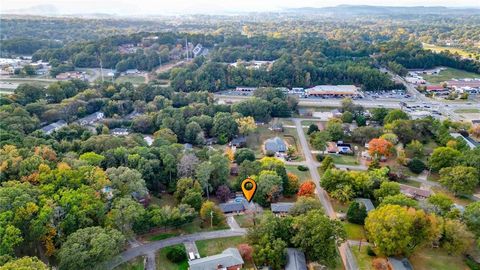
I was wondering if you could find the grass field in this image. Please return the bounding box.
[351,245,374,270]
[343,222,366,240]
[328,154,359,166]
[156,245,188,270]
[285,164,311,183]
[115,75,146,85]
[114,256,145,270]
[196,236,245,257]
[423,43,480,59]
[422,67,480,84]
[409,247,468,270]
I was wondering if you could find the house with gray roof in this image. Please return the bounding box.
[355,198,375,212]
[40,120,67,135]
[230,136,247,148]
[271,202,294,215]
[285,248,307,270]
[219,201,248,214]
[77,112,104,126]
[189,248,244,270]
[388,257,414,270]
[264,137,287,153]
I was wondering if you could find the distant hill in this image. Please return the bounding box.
[287,5,480,15]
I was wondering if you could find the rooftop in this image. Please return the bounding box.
[189,248,244,270]
[265,137,287,153]
[271,202,294,213]
[355,198,375,212]
[305,85,359,95]
[285,248,307,270]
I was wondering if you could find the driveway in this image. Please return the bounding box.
[105,229,246,269]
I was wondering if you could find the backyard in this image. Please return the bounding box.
[195,236,246,257]
[351,245,374,270]
[409,247,468,270]
[343,222,366,240]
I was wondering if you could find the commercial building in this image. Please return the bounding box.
[305,85,361,98]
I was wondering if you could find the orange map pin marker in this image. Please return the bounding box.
[241,178,257,202]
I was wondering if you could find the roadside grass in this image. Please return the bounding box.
[114,256,145,270]
[156,244,188,270]
[115,75,146,85]
[454,108,480,113]
[351,245,374,270]
[148,232,179,241]
[343,222,366,240]
[422,67,480,84]
[196,236,245,257]
[285,164,311,183]
[409,247,468,270]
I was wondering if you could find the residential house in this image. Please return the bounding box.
[111,128,130,136]
[354,198,375,212]
[77,112,104,126]
[450,132,479,149]
[40,120,67,135]
[270,122,284,132]
[188,248,244,270]
[264,137,287,153]
[337,142,353,154]
[219,201,246,214]
[400,184,431,200]
[285,248,307,270]
[271,203,294,216]
[230,137,247,148]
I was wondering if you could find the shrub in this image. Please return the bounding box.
[316,154,325,162]
[297,165,309,171]
[166,245,186,263]
[265,150,275,157]
[367,246,376,257]
[407,158,426,174]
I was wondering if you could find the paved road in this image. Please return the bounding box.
[105,229,246,269]
[293,118,358,270]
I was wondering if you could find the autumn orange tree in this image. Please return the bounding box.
[368,138,394,158]
[297,181,316,197]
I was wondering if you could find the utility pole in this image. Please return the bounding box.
[210,210,213,229]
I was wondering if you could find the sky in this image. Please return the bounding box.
[3,0,480,15]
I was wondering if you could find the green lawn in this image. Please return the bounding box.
[343,222,366,240]
[285,165,311,183]
[409,247,468,270]
[114,256,145,270]
[422,67,480,84]
[115,75,146,85]
[328,154,359,166]
[156,245,188,270]
[196,236,246,257]
[351,245,374,270]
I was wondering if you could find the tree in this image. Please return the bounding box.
[384,109,409,124]
[405,140,424,158]
[237,243,253,262]
[365,205,437,256]
[368,138,393,158]
[58,226,125,270]
[225,147,234,162]
[184,122,202,144]
[212,112,238,141]
[107,197,145,236]
[153,128,177,144]
[200,201,225,226]
[380,133,398,145]
[347,201,368,225]
[309,131,331,151]
[166,245,187,263]
[427,193,453,216]
[407,158,426,174]
[174,177,202,202]
[469,124,480,139]
[209,153,230,190]
[234,148,255,164]
[374,181,400,202]
[106,167,148,197]
[0,224,22,257]
[341,111,354,123]
[429,147,461,172]
[79,152,105,166]
[236,116,256,135]
[380,194,419,208]
[307,124,319,135]
[177,153,199,178]
[254,171,283,206]
[292,210,346,267]
[439,166,479,195]
[351,126,383,144]
[0,256,48,270]
[320,156,335,171]
[284,172,300,196]
[289,196,323,216]
[371,108,389,125]
[181,189,203,210]
[216,184,231,202]
[441,219,474,255]
[464,202,480,236]
[325,121,344,141]
[297,181,316,197]
[196,161,214,199]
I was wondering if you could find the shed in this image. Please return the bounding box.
[355,198,375,212]
[285,248,307,270]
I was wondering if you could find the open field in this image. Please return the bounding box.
[409,247,468,270]
[115,75,146,85]
[196,236,245,257]
[422,67,480,84]
[156,245,188,270]
[423,43,480,59]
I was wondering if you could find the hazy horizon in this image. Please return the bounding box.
[2,0,480,15]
